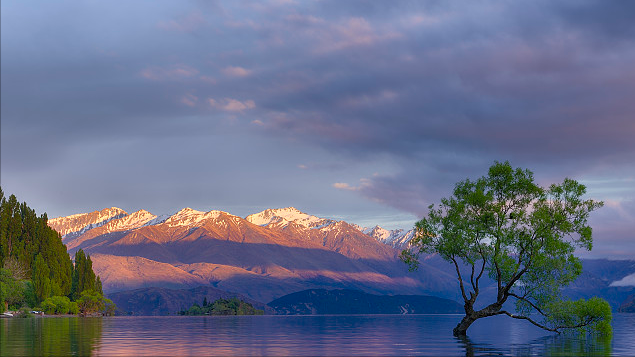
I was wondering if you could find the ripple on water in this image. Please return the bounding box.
[2,313,633,356]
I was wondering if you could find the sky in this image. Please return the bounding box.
[1,0,634,258]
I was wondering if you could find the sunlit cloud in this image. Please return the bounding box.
[222,66,252,77]
[209,98,256,112]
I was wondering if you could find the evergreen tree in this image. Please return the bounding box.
[0,187,100,307]
[33,253,51,303]
[71,249,99,299]
[96,276,103,295]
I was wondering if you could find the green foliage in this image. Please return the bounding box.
[69,301,79,315]
[401,161,610,336]
[71,249,101,300]
[32,254,51,304]
[0,188,105,310]
[15,306,34,318]
[41,295,73,315]
[23,281,38,308]
[1,267,25,311]
[545,297,613,337]
[77,289,116,316]
[0,187,81,308]
[179,297,264,316]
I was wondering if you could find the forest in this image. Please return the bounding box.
[0,187,113,316]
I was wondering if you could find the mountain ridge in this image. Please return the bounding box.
[49,206,452,303]
[49,206,635,308]
[50,206,416,249]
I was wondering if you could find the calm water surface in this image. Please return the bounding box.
[2,314,634,356]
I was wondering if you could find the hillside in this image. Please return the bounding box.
[50,207,459,303]
[108,286,273,315]
[268,288,463,314]
[49,206,635,308]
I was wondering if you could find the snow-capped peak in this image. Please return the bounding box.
[163,207,233,227]
[363,225,415,249]
[48,207,128,237]
[246,207,334,229]
[98,209,158,233]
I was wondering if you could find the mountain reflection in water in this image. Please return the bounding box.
[2,314,633,356]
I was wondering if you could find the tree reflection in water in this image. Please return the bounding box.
[1,317,102,356]
[456,332,612,357]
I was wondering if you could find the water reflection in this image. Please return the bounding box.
[1,314,631,356]
[0,317,102,356]
[457,332,613,357]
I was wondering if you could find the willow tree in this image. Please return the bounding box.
[401,161,611,336]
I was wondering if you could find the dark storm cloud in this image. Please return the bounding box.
[2,0,634,255]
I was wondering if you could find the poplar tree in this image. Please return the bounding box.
[71,249,100,299]
[33,253,51,303]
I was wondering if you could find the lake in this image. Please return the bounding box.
[2,314,634,356]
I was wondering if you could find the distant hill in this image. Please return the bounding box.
[562,259,635,309]
[108,286,273,316]
[268,289,463,315]
[619,293,635,312]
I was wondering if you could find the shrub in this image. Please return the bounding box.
[41,295,72,315]
[69,302,79,315]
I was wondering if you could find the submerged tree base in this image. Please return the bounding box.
[401,162,611,337]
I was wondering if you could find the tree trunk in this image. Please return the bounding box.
[453,314,478,336]
[453,302,504,336]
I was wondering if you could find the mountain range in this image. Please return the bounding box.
[48,206,450,303]
[48,206,635,310]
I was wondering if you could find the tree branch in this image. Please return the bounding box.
[508,292,548,317]
[451,256,469,303]
[495,310,600,334]
[470,260,476,293]
[494,311,560,333]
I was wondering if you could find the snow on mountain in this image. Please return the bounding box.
[48,207,128,238]
[198,206,414,251]
[50,206,416,250]
[245,207,335,230]
[162,207,241,228]
[99,209,158,233]
[362,225,415,249]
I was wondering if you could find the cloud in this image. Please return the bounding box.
[312,17,402,53]
[209,98,256,112]
[180,94,198,107]
[222,66,252,77]
[609,274,635,287]
[199,76,217,84]
[140,65,199,81]
[4,0,635,257]
[158,11,207,33]
[333,182,356,191]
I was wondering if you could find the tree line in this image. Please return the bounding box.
[179,297,264,316]
[0,187,113,315]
